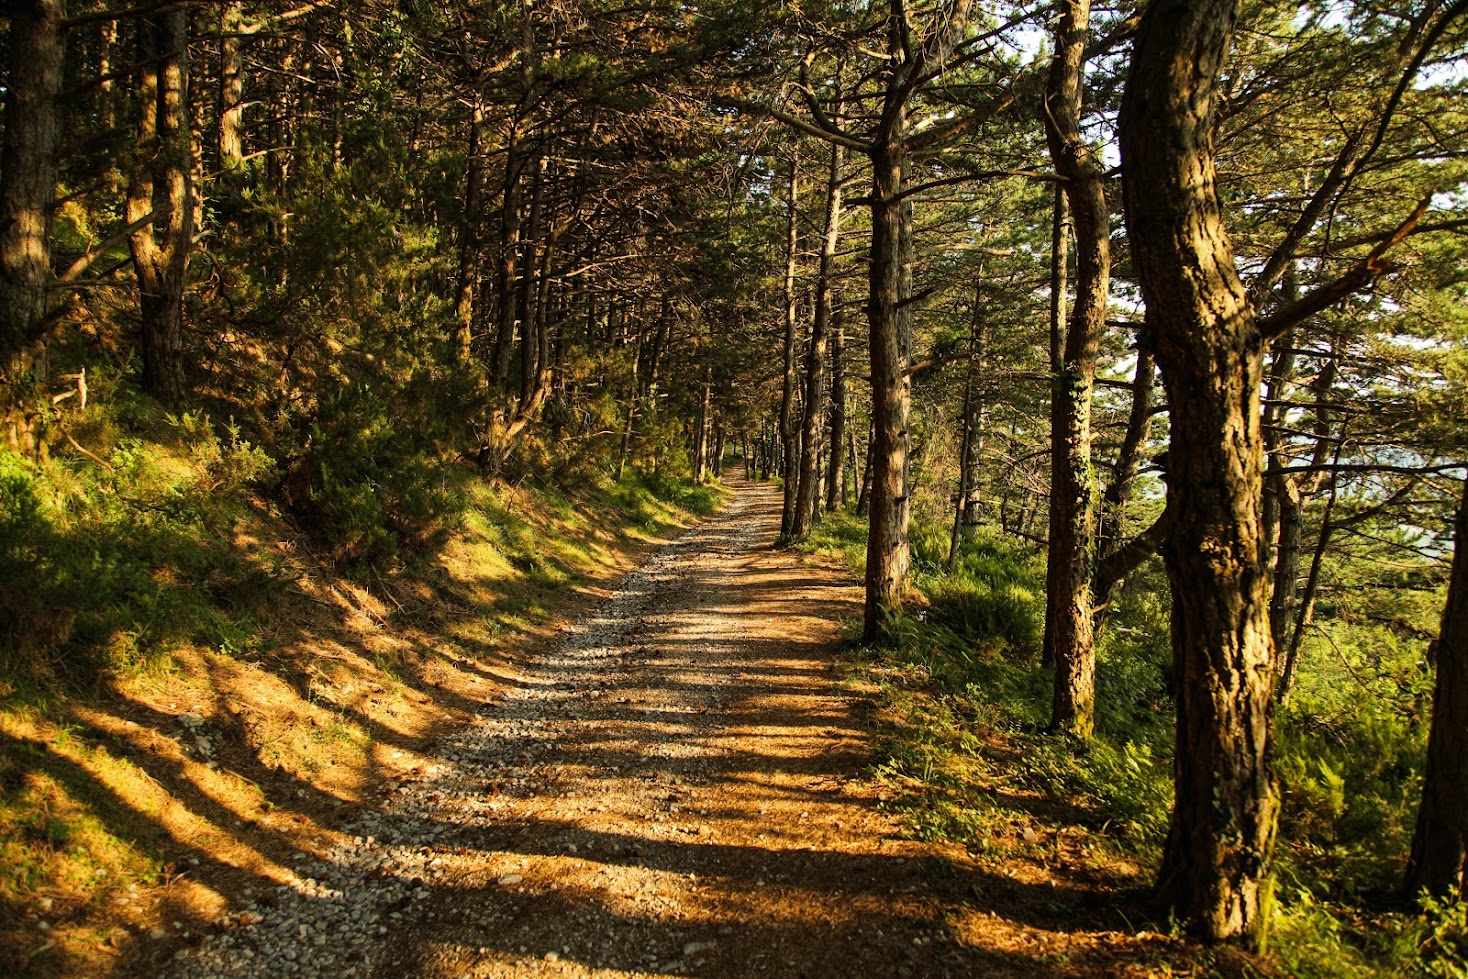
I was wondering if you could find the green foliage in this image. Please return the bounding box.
[913,530,1045,658]
[1018,737,1173,849]
[281,381,466,567]
[0,414,275,688]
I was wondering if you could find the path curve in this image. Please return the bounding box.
[172,479,983,978]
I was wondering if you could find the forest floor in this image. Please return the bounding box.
[143,476,1213,979]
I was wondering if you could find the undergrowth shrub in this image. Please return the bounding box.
[278,381,465,567]
[0,414,274,689]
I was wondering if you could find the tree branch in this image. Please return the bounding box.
[57,208,171,283]
[716,97,870,153]
[1257,195,1431,341]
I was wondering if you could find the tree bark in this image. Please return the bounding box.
[0,0,64,453]
[219,2,247,170]
[1044,0,1109,737]
[856,414,874,517]
[793,142,845,538]
[863,132,912,641]
[826,311,848,512]
[456,99,485,363]
[128,9,194,406]
[1405,475,1468,901]
[779,156,802,539]
[948,284,988,572]
[491,134,524,389]
[1042,185,1072,670]
[1093,349,1156,622]
[1120,0,1278,948]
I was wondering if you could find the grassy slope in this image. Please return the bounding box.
[1,442,723,978]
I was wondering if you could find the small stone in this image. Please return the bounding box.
[1022,826,1040,844]
[497,874,524,886]
[544,952,560,962]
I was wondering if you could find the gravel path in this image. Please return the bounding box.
[168,478,984,978]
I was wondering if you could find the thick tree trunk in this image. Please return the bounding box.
[1120,0,1278,948]
[0,0,64,452]
[1044,0,1109,737]
[128,10,194,406]
[219,2,246,169]
[1405,476,1468,901]
[793,143,845,539]
[863,134,912,641]
[779,158,802,538]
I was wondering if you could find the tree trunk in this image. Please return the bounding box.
[219,2,247,170]
[1274,342,1337,684]
[863,131,912,641]
[615,318,645,481]
[1279,452,1339,703]
[1042,185,1072,670]
[517,156,547,406]
[779,156,802,538]
[456,100,485,363]
[693,370,711,481]
[1093,349,1157,621]
[947,354,977,574]
[0,0,64,453]
[1404,475,1468,901]
[947,284,989,572]
[491,136,524,389]
[794,142,845,539]
[856,415,874,517]
[1044,0,1109,736]
[826,311,848,512]
[128,9,194,406]
[1120,0,1277,948]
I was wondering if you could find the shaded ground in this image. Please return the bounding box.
[161,478,1186,977]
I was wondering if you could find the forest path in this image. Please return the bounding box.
[172,478,1157,978]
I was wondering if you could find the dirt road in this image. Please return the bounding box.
[172,478,1165,978]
